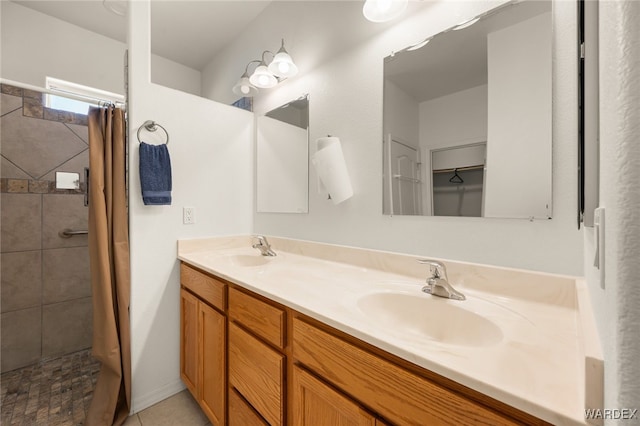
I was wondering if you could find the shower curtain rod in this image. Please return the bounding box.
[0,78,127,110]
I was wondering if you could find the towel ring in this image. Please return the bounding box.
[137,120,169,145]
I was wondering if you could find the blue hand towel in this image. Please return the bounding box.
[139,142,172,205]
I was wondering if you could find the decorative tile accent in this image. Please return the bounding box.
[44,108,75,124]
[6,178,28,192]
[29,180,50,194]
[23,89,43,101]
[0,178,85,194]
[1,84,23,97]
[0,349,100,425]
[23,97,44,119]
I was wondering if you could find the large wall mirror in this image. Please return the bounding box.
[256,95,310,213]
[383,0,552,219]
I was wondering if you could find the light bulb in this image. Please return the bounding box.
[232,75,258,97]
[278,62,290,74]
[377,0,392,13]
[453,17,480,30]
[362,0,407,23]
[249,63,277,88]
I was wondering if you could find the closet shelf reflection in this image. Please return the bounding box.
[432,165,484,174]
[393,174,422,184]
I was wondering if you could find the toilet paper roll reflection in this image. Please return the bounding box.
[312,137,353,204]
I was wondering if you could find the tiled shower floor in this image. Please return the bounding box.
[0,349,100,426]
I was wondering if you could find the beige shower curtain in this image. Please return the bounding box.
[86,106,131,426]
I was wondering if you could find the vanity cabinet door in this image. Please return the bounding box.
[199,302,226,426]
[292,365,376,426]
[180,289,199,396]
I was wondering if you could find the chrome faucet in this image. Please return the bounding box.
[252,235,277,257]
[418,259,465,301]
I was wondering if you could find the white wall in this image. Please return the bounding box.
[0,1,124,94]
[485,12,552,219]
[127,1,253,412]
[384,79,420,148]
[245,1,582,275]
[0,1,201,98]
[419,85,488,151]
[584,1,640,420]
[150,55,202,97]
[256,116,308,213]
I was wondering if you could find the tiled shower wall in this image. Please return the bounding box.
[1,84,92,373]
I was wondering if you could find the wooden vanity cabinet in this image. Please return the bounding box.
[292,317,548,426]
[180,264,227,426]
[180,262,549,426]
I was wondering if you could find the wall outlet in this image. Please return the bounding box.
[183,207,196,224]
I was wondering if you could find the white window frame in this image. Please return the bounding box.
[45,77,125,113]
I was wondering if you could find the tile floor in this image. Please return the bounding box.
[0,349,100,425]
[123,391,210,426]
[1,348,208,426]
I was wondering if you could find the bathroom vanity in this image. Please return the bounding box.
[178,236,601,426]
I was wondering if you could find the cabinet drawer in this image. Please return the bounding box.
[293,318,520,426]
[229,322,284,426]
[228,287,285,349]
[229,388,269,426]
[181,263,226,310]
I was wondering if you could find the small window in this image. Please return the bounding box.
[45,77,125,115]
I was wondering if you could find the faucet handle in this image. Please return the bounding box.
[417,259,447,279]
[252,235,267,246]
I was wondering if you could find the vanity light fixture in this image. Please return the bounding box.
[232,65,259,97]
[250,56,279,89]
[453,17,481,31]
[405,38,431,52]
[103,0,127,16]
[363,0,408,23]
[268,39,299,78]
[232,39,298,97]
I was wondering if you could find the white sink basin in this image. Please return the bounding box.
[225,254,273,267]
[357,291,503,347]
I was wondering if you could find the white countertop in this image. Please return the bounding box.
[178,235,602,426]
